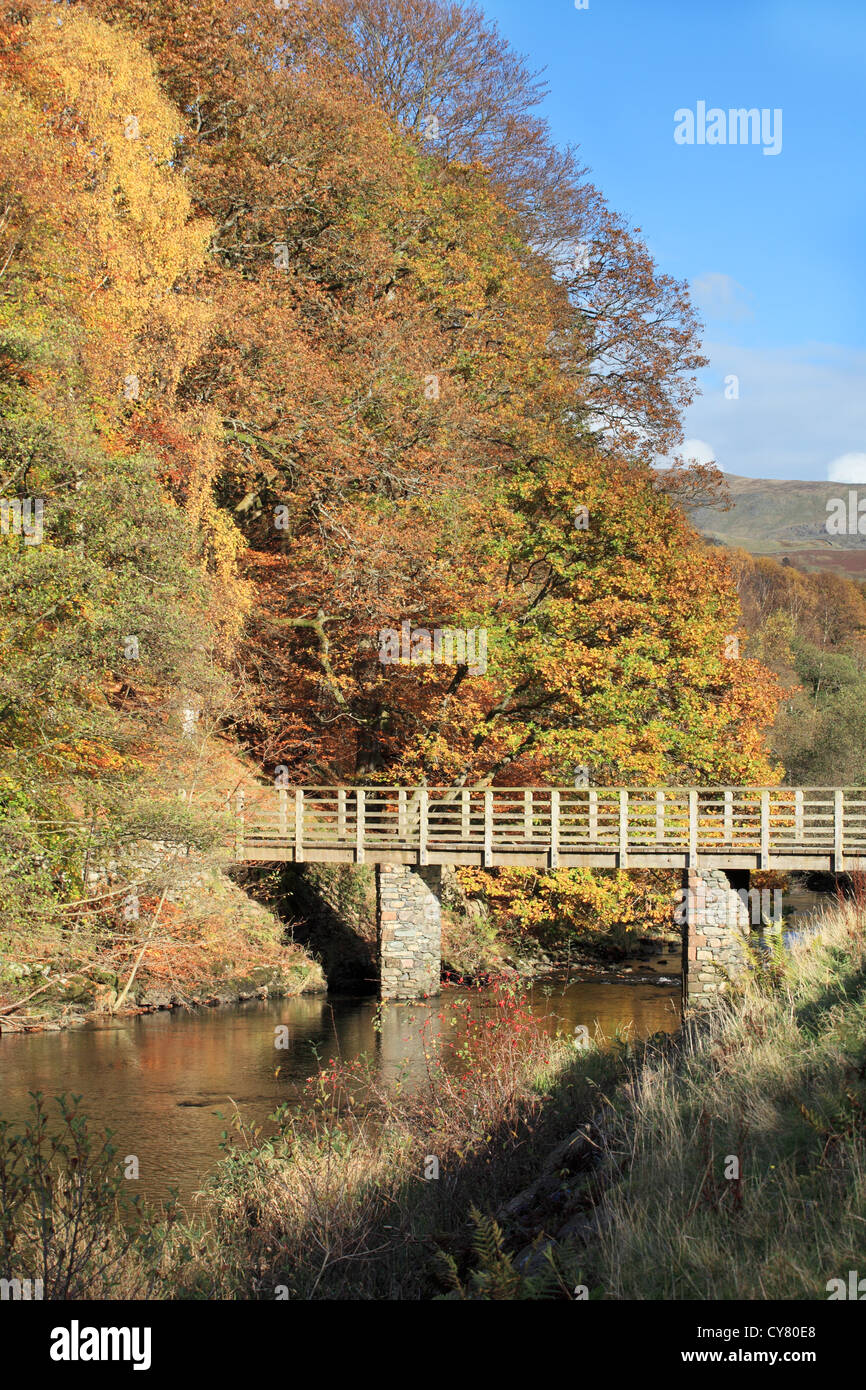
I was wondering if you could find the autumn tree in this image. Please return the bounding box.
[728,550,866,784]
[0,0,791,959]
[324,0,706,462]
[0,5,246,917]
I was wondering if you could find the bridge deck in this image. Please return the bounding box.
[233,786,866,871]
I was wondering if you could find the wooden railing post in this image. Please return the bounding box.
[294,787,304,863]
[398,787,407,840]
[235,787,245,859]
[619,789,628,868]
[419,787,429,865]
[279,785,288,842]
[338,787,347,839]
[356,788,365,864]
[655,789,665,843]
[549,789,559,869]
[461,788,470,841]
[688,788,698,868]
[724,789,733,846]
[588,787,598,843]
[795,788,804,843]
[524,789,532,842]
[835,788,844,871]
[484,789,493,867]
[760,789,770,869]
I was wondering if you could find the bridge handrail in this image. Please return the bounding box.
[234,785,865,870]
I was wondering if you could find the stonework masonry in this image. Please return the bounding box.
[682,867,750,1007]
[376,863,442,999]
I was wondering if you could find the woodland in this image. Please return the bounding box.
[1,0,863,975]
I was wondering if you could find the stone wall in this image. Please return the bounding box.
[376,864,442,999]
[682,867,750,1007]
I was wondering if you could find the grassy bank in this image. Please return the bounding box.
[0,856,325,1033]
[577,899,866,1300]
[0,745,326,1033]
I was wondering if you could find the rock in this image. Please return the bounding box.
[555,1214,597,1244]
[513,1235,557,1277]
[139,990,172,1009]
[553,1206,611,1249]
[543,1124,596,1175]
[500,1179,543,1219]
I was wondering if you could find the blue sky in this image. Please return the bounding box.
[479,0,866,482]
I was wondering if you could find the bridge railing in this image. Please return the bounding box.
[235,786,866,865]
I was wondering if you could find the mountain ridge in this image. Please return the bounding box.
[687,470,866,577]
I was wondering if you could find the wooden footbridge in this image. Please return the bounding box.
[233,785,866,873]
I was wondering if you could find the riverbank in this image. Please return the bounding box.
[0,977,634,1297]
[0,856,326,1035]
[0,739,328,1035]
[506,896,866,1300]
[156,980,629,1299]
[168,898,866,1299]
[0,909,679,1036]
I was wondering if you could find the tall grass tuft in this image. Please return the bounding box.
[585,898,866,1300]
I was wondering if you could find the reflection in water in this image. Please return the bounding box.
[0,978,680,1206]
[782,887,831,940]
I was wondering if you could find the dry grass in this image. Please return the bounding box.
[583,899,866,1299]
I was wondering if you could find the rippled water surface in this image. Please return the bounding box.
[0,973,681,1205]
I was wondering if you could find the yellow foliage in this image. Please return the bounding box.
[457,866,672,938]
[24,10,215,411]
[0,9,249,649]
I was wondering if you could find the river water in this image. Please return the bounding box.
[0,972,680,1207]
[0,888,829,1208]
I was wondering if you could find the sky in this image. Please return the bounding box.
[478,0,866,482]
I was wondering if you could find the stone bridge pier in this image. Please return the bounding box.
[376,864,443,999]
[681,867,750,1008]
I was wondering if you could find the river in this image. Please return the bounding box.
[0,971,680,1208]
[0,887,829,1209]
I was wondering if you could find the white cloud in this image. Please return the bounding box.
[682,342,866,480]
[673,437,716,466]
[827,452,866,483]
[691,272,754,323]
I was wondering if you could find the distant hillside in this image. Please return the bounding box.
[687,473,866,578]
